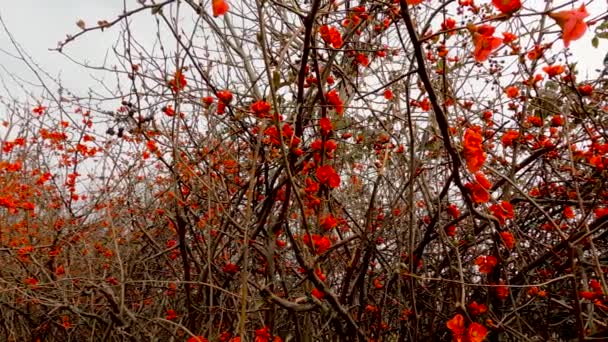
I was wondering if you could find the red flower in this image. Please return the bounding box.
[32,105,47,115]
[468,301,488,316]
[563,206,575,219]
[495,283,509,300]
[383,89,393,100]
[24,277,38,287]
[251,100,271,118]
[447,204,461,219]
[465,182,490,204]
[467,322,488,342]
[502,32,517,44]
[217,90,233,104]
[470,25,502,62]
[311,288,325,299]
[594,207,608,218]
[504,86,519,99]
[548,4,588,47]
[168,70,187,92]
[474,172,492,190]
[543,64,565,78]
[319,117,333,135]
[254,326,271,342]
[162,105,175,117]
[355,53,369,67]
[320,214,338,231]
[501,130,519,147]
[475,255,498,274]
[577,84,593,96]
[212,0,229,17]
[326,90,344,114]
[202,96,214,107]
[527,116,543,127]
[302,234,331,254]
[316,165,340,188]
[223,263,239,274]
[463,128,486,173]
[488,201,514,225]
[319,25,343,49]
[441,18,457,31]
[499,231,516,249]
[492,0,521,14]
[166,309,178,320]
[447,314,466,340]
[188,337,209,342]
[550,115,564,127]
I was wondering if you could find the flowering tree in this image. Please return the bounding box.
[1,0,608,341]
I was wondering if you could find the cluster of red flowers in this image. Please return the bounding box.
[325,89,344,114]
[320,213,338,231]
[475,255,498,274]
[542,64,565,78]
[251,100,272,118]
[548,4,588,47]
[216,90,233,114]
[319,25,343,49]
[168,70,187,92]
[580,279,606,302]
[446,314,488,342]
[223,263,239,274]
[491,0,521,14]
[319,117,333,135]
[468,301,488,316]
[316,165,340,189]
[211,0,229,17]
[302,234,331,254]
[499,231,516,249]
[504,85,519,99]
[469,24,502,62]
[462,128,486,173]
[488,201,514,225]
[501,130,519,147]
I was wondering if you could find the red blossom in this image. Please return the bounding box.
[465,182,490,204]
[468,301,488,316]
[543,64,565,78]
[488,201,514,225]
[499,231,516,249]
[319,25,343,49]
[311,288,325,299]
[320,214,338,231]
[475,255,498,274]
[492,0,521,14]
[188,337,209,342]
[217,90,233,104]
[302,234,331,254]
[254,326,271,342]
[319,117,333,135]
[315,165,340,189]
[165,309,178,320]
[212,0,229,17]
[505,86,519,99]
[548,5,588,47]
[463,128,486,173]
[168,70,187,92]
[326,89,344,114]
[501,130,519,147]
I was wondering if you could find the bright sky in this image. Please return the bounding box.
[0,0,606,104]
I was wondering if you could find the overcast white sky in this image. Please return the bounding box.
[0,0,606,105]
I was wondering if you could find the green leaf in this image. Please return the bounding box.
[592,37,599,48]
[597,32,608,39]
